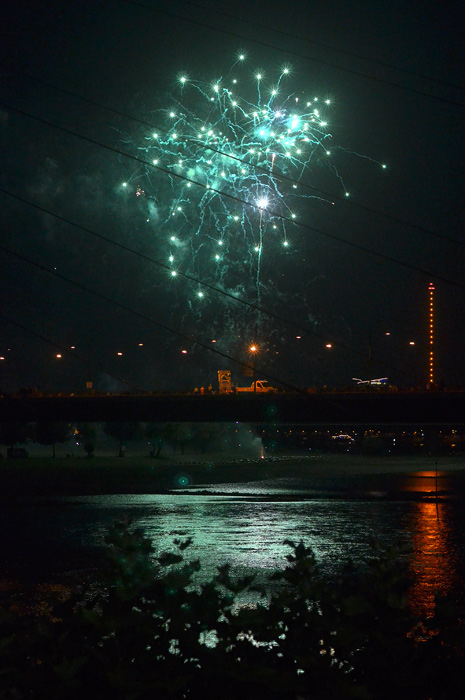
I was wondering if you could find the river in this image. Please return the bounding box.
[2,470,465,617]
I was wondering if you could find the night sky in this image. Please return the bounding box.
[1,0,464,393]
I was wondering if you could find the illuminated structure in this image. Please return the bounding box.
[428,282,435,384]
[218,369,232,394]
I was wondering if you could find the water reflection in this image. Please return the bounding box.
[409,500,457,617]
[81,491,464,616]
[400,470,451,495]
[1,487,463,618]
[87,495,411,585]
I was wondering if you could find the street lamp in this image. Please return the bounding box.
[250,344,258,393]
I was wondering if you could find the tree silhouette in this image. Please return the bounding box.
[34,422,71,457]
[103,422,141,457]
[76,422,97,457]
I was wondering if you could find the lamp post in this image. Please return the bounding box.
[250,344,258,393]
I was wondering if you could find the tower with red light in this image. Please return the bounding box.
[428,282,435,385]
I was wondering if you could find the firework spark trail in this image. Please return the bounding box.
[130,58,331,279]
[120,54,384,354]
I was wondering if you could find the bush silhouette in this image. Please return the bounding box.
[1,521,464,699]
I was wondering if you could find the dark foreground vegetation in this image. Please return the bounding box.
[1,522,464,699]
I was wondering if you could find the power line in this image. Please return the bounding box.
[6,67,464,250]
[178,0,465,93]
[115,0,465,109]
[0,8,461,386]
[0,314,142,392]
[1,98,463,292]
[0,243,304,392]
[0,99,461,385]
[0,189,418,380]
[0,186,327,341]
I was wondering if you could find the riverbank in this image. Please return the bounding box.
[1,451,465,498]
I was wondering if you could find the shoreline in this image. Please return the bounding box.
[1,452,465,498]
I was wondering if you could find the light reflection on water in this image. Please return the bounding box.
[395,471,461,617]
[409,501,458,617]
[2,480,464,615]
[63,493,413,586]
[399,470,451,494]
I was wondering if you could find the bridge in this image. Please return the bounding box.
[1,391,465,426]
